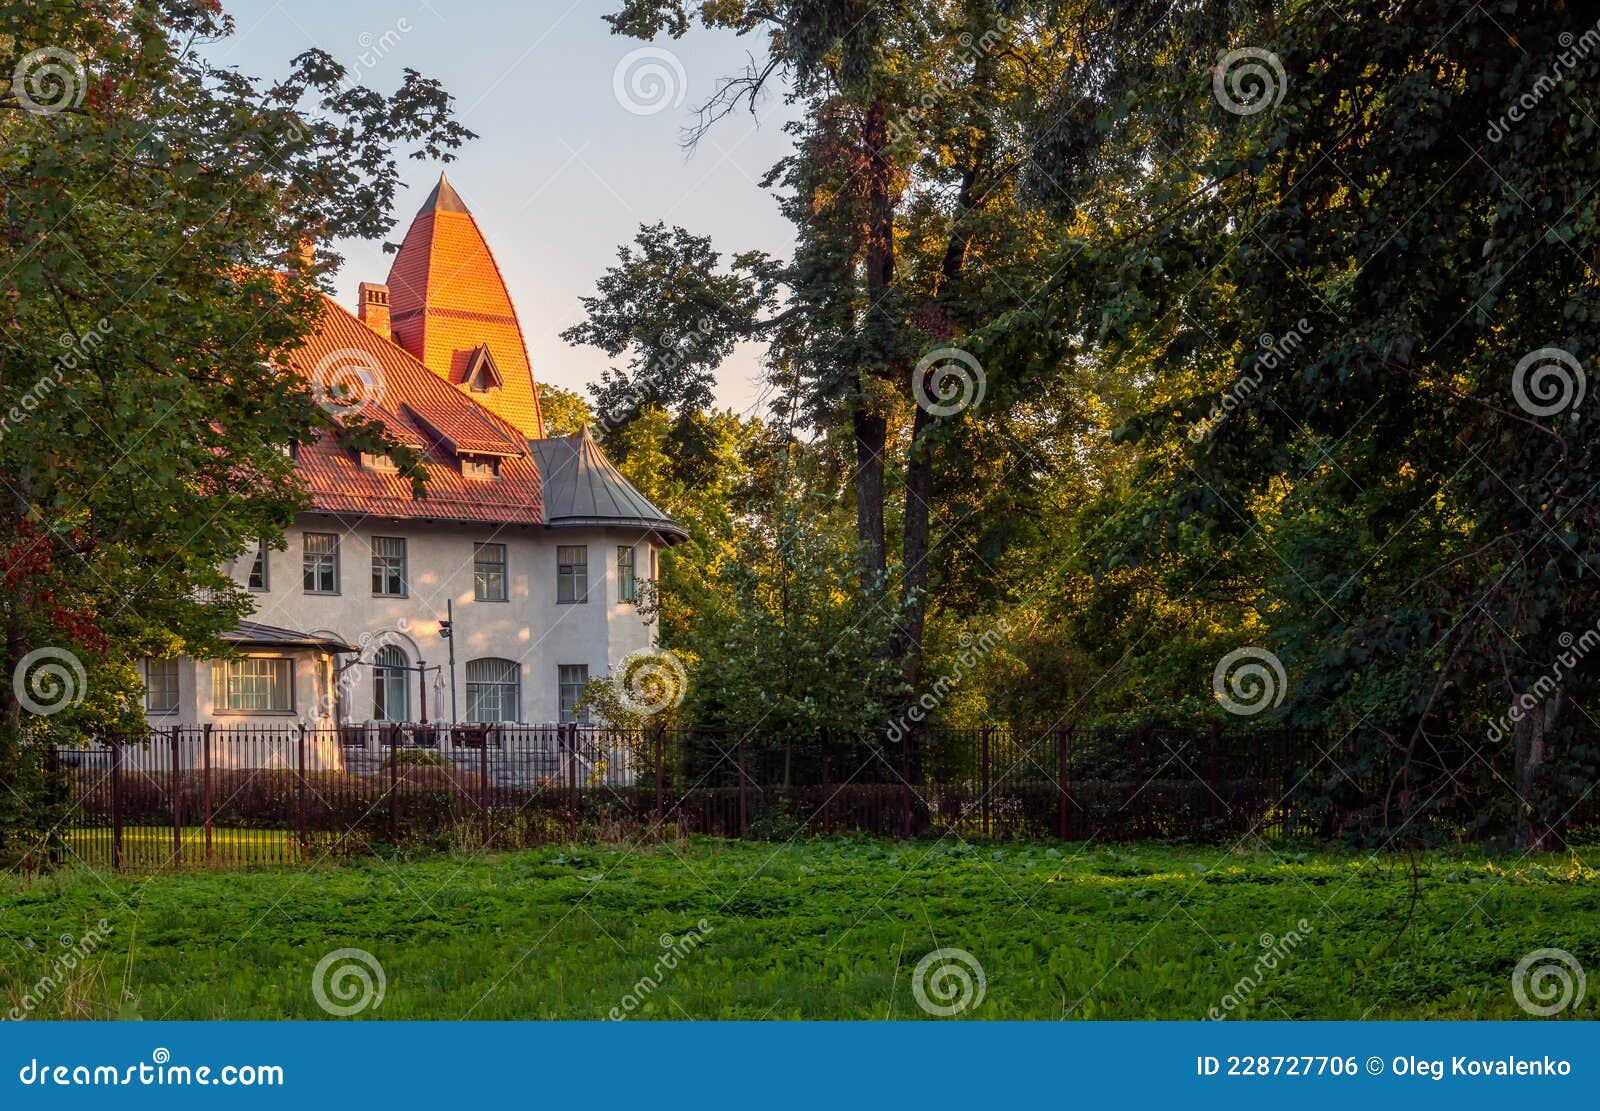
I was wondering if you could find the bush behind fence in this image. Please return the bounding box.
[31,721,1343,869]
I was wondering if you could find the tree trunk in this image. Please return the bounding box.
[1512,690,1565,850]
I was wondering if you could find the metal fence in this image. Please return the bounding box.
[45,722,1313,869]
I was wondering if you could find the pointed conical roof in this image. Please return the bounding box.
[386,173,546,437]
[527,427,688,544]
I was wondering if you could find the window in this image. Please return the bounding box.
[359,452,397,473]
[371,536,407,597]
[303,532,339,593]
[617,545,637,604]
[466,658,520,722]
[558,665,590,723]
[474,542,507,601]
[247,539,269,591]
[213,658,293,712]
[461,457,498,480]
[145,658,179,713]
[557,545,588,604]
[373,645,410,722]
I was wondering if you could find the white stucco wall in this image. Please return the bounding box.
[146,512,660,727]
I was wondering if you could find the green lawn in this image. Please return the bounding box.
[3,838,1597,1019]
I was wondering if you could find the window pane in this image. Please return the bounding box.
[146,659,179,712]
[557,546,587,604]
[214,658,292,711]
[371,536,406,596]
[474,543,507,601]
[303,532,339,593]
[617,545,636,603]
[558,664,589,722]
[373,645,410,721]
[465,657,519,722]
[248,539,269,590]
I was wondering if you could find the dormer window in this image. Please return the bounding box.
[461,456,499,480]
[360,452,398,473]
[463,344,503,393]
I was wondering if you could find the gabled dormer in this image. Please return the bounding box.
[463,344,503,393]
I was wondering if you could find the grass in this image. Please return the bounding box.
[2,838,1598,1019]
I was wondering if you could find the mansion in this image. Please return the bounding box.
[143,174,684,736]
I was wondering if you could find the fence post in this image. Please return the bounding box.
[981,725,992,840]
[1281,729,1295,839]
[1133,724,1149,838]
[652,723,665,835]
[202,723,213,863]
[480,725,492,849]
[46,747,62,868]
[737,732,749,836]
[821,737,832,836]
[111,735,123,871]
[170,727,182,867]
[297,724,309,853]
[1057,726,1069,841]
[388,724,399,844]
[1207,722,1222,827]
[900,729,912,839]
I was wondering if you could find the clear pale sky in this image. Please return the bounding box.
[213,1,796,415]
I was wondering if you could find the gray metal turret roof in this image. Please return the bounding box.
[527,427,689,544]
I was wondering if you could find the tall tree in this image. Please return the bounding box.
[0,0,470,855]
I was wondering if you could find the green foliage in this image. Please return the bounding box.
[0,0,470,854]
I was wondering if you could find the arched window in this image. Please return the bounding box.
[373,645,410,722]
[466,658,520,723]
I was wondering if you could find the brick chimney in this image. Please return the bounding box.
[358,282,391,341]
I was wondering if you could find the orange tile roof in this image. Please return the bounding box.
[386,175,547,438]
[288,294,543,525]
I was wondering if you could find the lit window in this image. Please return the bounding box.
[557,545,587,604]
[558,665,590,723]
[371,536,407,597]
[247,538,269,591]
[145,659,179,713]
[475,542,507,602]
[373,645,410,721]
[213,658,293,712]
[617,545,636,604]
[303,532,339,593]
[466,658,520,722]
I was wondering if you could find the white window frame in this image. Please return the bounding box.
[558,664,590,723]
[557,545,588,605]
[474,542,508,602]
[145,658,180,714]
[212,657,294,713]
[466,658,520,723]
[303,532,339,594]
[371,536,407,597]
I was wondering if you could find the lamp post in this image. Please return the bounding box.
[442,598,458,725]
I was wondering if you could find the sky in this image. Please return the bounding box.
[211,0,797,415]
